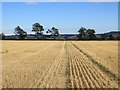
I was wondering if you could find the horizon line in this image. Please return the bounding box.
[3,30,120,36]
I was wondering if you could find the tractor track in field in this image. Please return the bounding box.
[33,41,67,88]
[70,41,118,82]
[66,41,118,88]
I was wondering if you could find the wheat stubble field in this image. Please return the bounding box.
[1,40,118,88]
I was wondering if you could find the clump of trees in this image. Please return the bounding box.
[32,23,44,39]
[46,27,59,39]
[14,26,27,39]
[0,33,5,40]
[14,23,60,40]
[78,27,96,40]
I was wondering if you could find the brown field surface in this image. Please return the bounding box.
[1,40,118,88]
[72,41,118,79]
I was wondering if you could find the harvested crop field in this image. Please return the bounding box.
[1,40,118,88]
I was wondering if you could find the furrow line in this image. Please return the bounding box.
[81,55,110,87]
[36,42,65,88]
[70,41,118,82]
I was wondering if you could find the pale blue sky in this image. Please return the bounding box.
[2,2,118,35]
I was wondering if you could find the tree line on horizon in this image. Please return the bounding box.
[14,23,60,40]
[0,22,117,40]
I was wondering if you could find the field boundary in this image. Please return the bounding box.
[70,41,118,82]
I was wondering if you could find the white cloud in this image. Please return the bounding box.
[26,0,38,4]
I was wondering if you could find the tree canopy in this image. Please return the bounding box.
[14,26,27,39]
[0,33,5,40]
[32,23,44,35]
[46,27,59,39]
[78,27,96,40]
